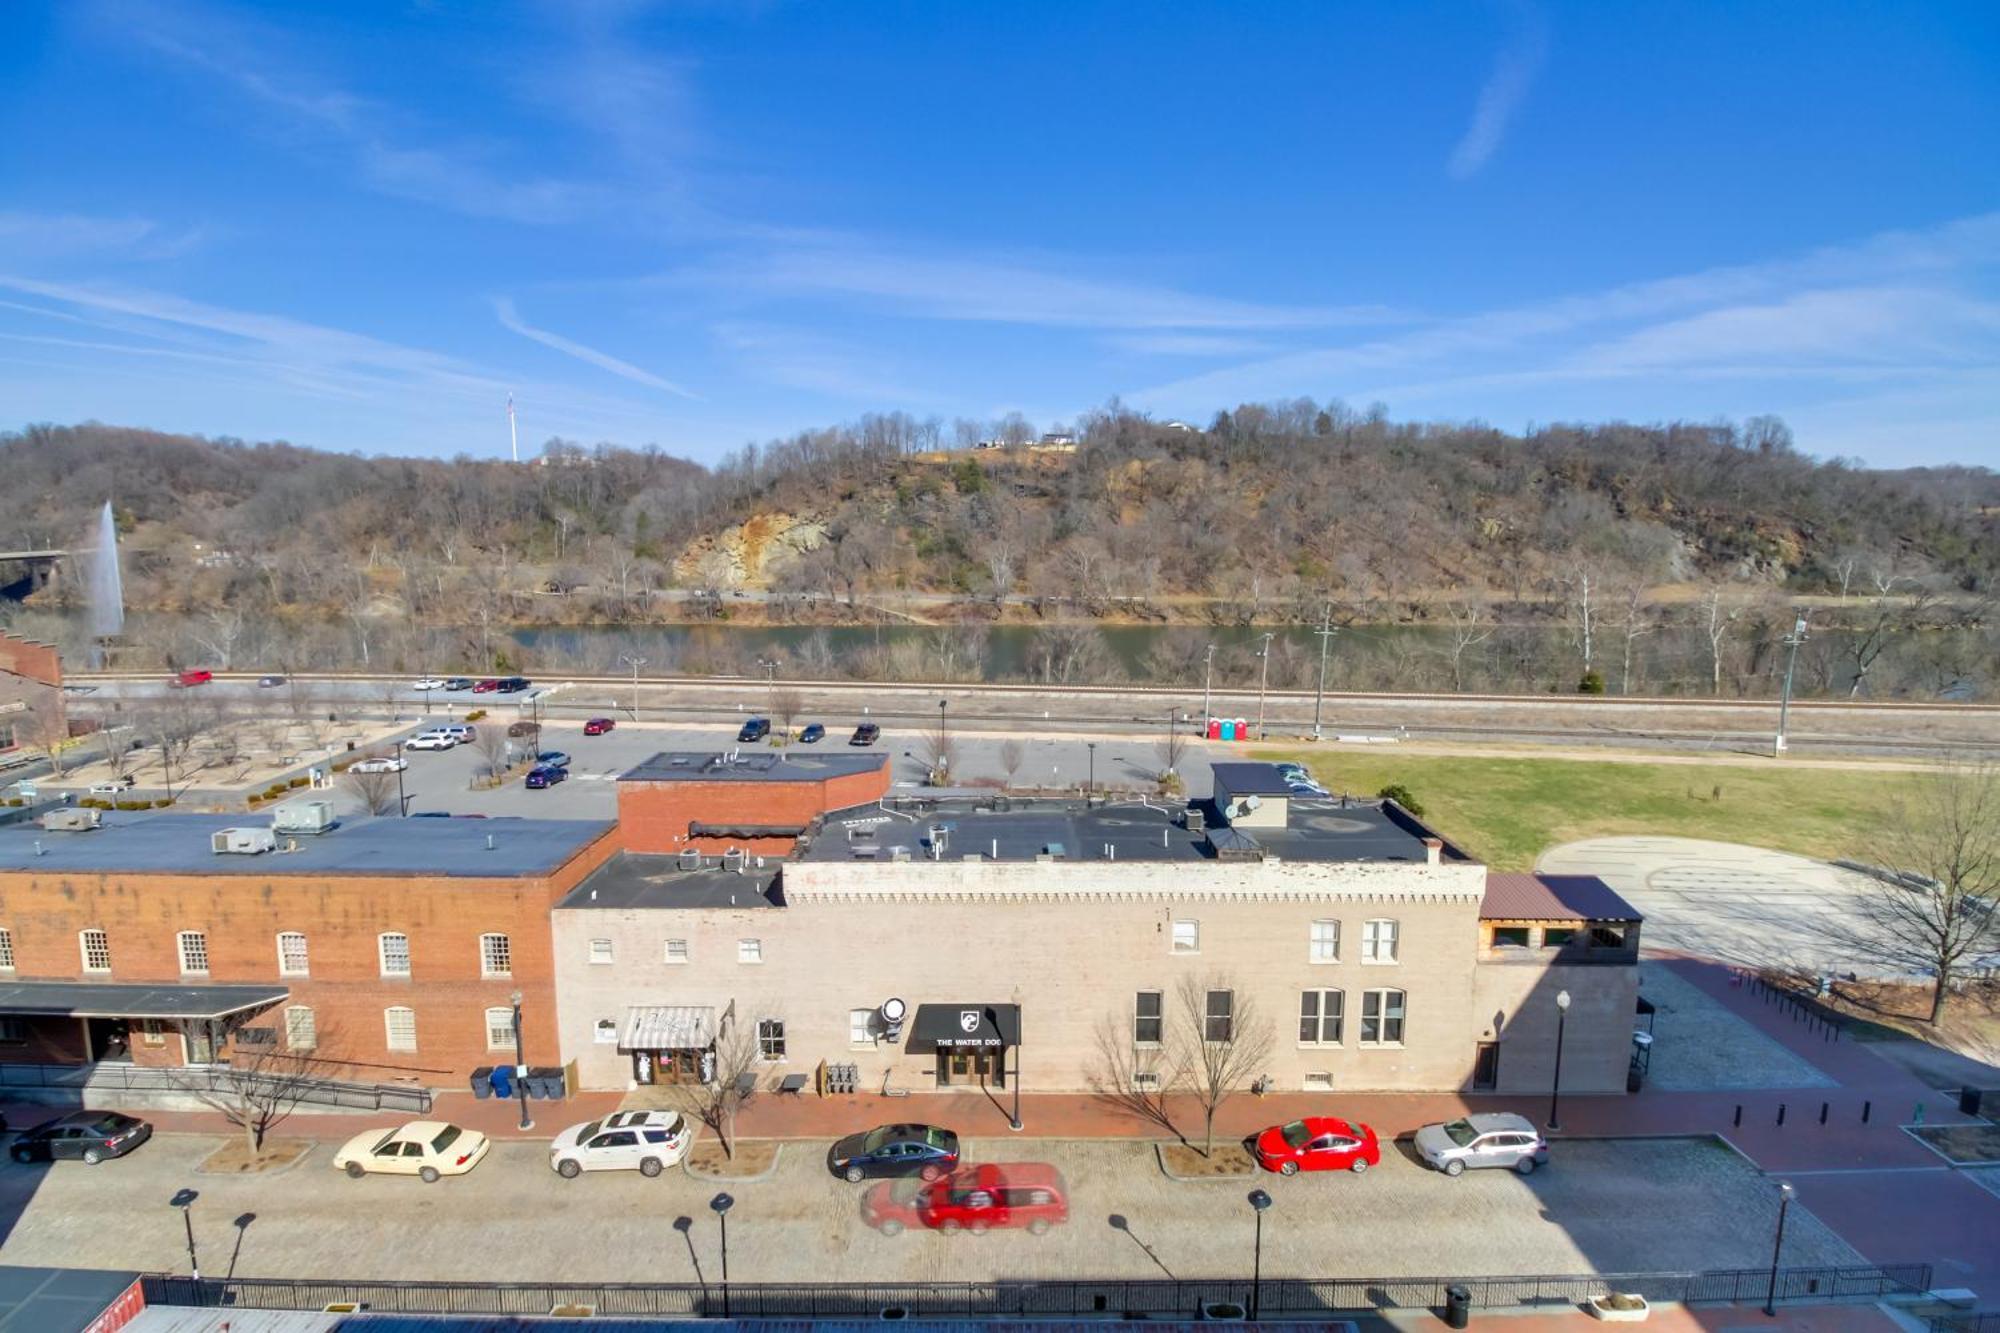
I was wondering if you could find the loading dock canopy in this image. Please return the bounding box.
[0,981,288,1021]
[905,1003,1021,1051]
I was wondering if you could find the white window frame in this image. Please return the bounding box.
[276,931,309,978]
[479,932,512,979]
[484,1006,514,1051]
[757,1017,786,1062]
[0,926,14,970]
[664,938,689,964]
[1361,918,1400,964]
[1310,918,1340,963]
[1170,919,1200,954]
[284,1005,317,1051]
[378,932,411,978]
[588,938,614,965]
[849,1008,875,1046]
[177,930,210,976]
[80,928,111,974]
[1299,988,1344,1046]
[1360,988,1407,1046]
[737,938,763,964]
[384,1006,418,1052]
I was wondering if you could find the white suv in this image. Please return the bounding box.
[549,1110,690,1178]
[404,733,457,752]
[1413,1113,1549,1176]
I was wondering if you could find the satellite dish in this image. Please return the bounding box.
[880,997,907,1023]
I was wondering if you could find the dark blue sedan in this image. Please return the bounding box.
[828,1124,960,1183]
[525,765,567,789]
[798,723,826,744]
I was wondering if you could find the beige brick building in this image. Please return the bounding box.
[552,761,1642,1101]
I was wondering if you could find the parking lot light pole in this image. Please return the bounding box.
[621,655,647,720]
[1763,1181,1795,1316]
[394,742,408,817]
[1086,741,1097,803]
[510,990,533,1131]
[1202,643,1215,728]
[1247,1188,1272,1319]
[1547,989,1571,1131]
[710,1192,735,1318]
[1254,632,1275,739]
[169,1187,200,1282]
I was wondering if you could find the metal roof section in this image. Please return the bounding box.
[619,751,888,784]
[0,981,289,1020]
[1480,873,1644,922]
[562,853,783,910]
[0,811,614,878]
[0,1267,142,1333]
[622,1005,716,1050]
[1209,761,1298,796]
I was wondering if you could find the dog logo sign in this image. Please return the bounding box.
[959,1010,982,1034]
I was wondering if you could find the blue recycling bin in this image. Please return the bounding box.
[488,1064,515,1099]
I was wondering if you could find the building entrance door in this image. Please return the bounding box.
[86,1018,131,1063]
[1472,1042,1500,1091]
[939,1049,1004,1087]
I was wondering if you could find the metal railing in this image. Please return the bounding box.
[0,1061,432,1113]
[1933,1315,2000,1333]
[141,1262,1931,1319]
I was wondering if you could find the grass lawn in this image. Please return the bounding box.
[1249,749,1919,870]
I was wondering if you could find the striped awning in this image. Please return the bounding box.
[622,1005,715,1051]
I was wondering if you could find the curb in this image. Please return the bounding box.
[684,1141,785,1183]
[1154,1141,1257,1182]
[194,1139,318,1178]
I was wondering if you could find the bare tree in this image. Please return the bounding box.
[1560,563,1600,680]
[1156,712,1190,786]
[1613,580,1658,695]
[169,1015,343,1158]
[343,766,400,816]
[470,727,512,783]
[1175,973,1274,1158]
[1855,762,2000,1024]
[915,720,960,786]
[1440,598,1496,692]
[660,1013,766,1161]
[1696,584,1745,695]
[1085,1011,1187,1140]
[998,738,1026,788]
[17,695,71,777]
[770,686,805,739]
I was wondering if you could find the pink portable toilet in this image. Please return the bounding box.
[1235,717,1250,740]
[1206,718,1222,740]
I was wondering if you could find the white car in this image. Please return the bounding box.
[549,1110,690,1178]
[89,779,136,796]
[412,677,449,691]
[348,755,408,774]
[404,733,457,751]
[332,1121,490,1182]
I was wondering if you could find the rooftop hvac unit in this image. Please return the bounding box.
[38,808,101,833]
[887,846,912,863]
[271,799,337,835]
[212,827,278,855]
[721,847,747,872]
[676,849,704,871]
[1183,807,1205,833]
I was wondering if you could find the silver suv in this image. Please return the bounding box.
[1413,1113,1548,1176]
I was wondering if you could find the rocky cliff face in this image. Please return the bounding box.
[673,511,828,588]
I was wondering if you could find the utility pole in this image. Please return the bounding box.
[1775,616,1808,756]
[621,655,647,720]
[1254,633,1275,740]
[1312,606,1338,741]
[507,393,518,464]
[758,659,778,718]
[1201,643,1216,729]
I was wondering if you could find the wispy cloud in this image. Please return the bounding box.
[0,211,206,262]
[711,321,928,403]
[1107,332,1282,358]
[494,297,699,399]
[1447,1,1549,180]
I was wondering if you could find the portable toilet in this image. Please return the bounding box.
[1235,717,1250,740]
[1206,718,1222,740]
[1219,719,1236,740]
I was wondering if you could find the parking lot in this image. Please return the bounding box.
[0,1132,1858,1284]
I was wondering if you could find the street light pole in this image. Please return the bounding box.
[170,1188,201,1282]
[395,741,408,818]
[938,699,948,782]
[1775,617,1808,756]
[710,1192,735,1318]
[621,654,647,720]
[510,990,533,1131]
[1254,632,1275,740]
[1763,1181,1795,1316]
[1086,741,1097,803]
[1247,1188,1272,1319]
[1547,988,1571,1131]
[1202,643,1215,729]
[1312,607,1337,741]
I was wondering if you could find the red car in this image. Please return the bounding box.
[583,717,617,736]
[471,678,500,694]
[169,669,213,688]
[862,1163,1068,1236]
[1254,1117,1381,1175]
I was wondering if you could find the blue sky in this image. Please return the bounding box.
[1,0,1996,466]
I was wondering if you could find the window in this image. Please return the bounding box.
[177,931,209,975]
[136,1019,167,1047]
[1170,919,1199,954]
[80,928,111,973]
[0,927,14,970]
[738,938,762,964]
[1134,991,1164,1046]
[757,1018,786,1061]
[1360,989,1406,1045]
[664,938,688,964]
[1309,919,1340,963]
[1590,925,1628,949]
[1304,1071,1334,1091]
[1131,1070,1161,1092]
[594,1018,619,1044]
[1299,989,1345,1045]
[234,1026,276,1048]
[849,1008,875,1045]
[1543,927,1578,947]
[480,933,512,978]
[1203,989,1234,1043]
[1490,926,1531,948]
[1362,918,1399,963]
[588,938,614,965]
[384,1006,418,1052]
[0,1017,24,1045]
[379,933,411,978]
[284,1005,317,1051]
[276,931,309,977]
[485,1007,514,1051]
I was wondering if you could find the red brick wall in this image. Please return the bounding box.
[0,825,619,1083]
[0,634,62,690]
[617,766,890,854]
[0,632,63,752]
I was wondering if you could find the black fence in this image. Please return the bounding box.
[0,1061,432,1114]
[142,1263,1931,1320]
[1934,1316,2000,1333]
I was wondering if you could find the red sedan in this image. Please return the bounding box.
[583,717,617,736]
[1254,1117,1380,1175]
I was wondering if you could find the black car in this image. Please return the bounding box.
[798,723,826,744]
[257,674,286,687]
[525,765,567,789]
[849,723,881,746]
[828,1123,960,1183]
[12,1111,152,1165]
[443,678,474,691]
[497,676,531,693]
[738,717,771,743]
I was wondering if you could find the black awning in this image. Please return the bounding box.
[0,981,289,1021]
[906,1003,1021,1052]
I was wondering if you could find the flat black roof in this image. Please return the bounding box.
[621,751,887,784]
[0,812,613,878]
[562,853,782,910]
[1210,761,1297,796]
[0,980,289,1020]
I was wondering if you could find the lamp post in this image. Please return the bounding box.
[395,741,408,818]
[1312,607,1338,741]
[1202,643,1216,730]
[1547,988,1571,1131]
[1254,632,1275,740]
[710,1191,735,1318]
[1086,741,1097,803]
[510,989,533,1131]
[1763,1181,1795,1315]
[937,699,948,782]
[1775,617,1808,756]
[1008,990,1023,1132]
[1247,1188,1272,1319]
[169,1187,201,1282]
[621,654,647,720]
[758,659,778,718]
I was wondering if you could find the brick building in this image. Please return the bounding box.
[0,809,617,1085]
[615,751,890,856]
[0,630,63,757]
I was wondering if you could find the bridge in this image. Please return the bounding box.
[0,549,73,597]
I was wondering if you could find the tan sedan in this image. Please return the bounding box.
[332,1121,490,1183]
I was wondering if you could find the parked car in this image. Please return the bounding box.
[412,677,449,691]
[88,776,136,795]
[1275,762,1309,782]
[1254,1117,1381,1175]
[1288,781,1328,797]
[849,722,881,746]
[11,1111,152,1165]
[863,1163,1069,1235]
[535,750,571,770]
[433,724,474,741]
[583,717,616,736]
[1413,1113,1549,1177]
[525,765,567,789]
[332,1121,490,1182]
[737,717,771,743]
[257,674,286,688]
[471,679,500,694]
[349,754,408,774]
[548,1110,689,1178]
[442,677,474,691]
[497,677,531,693]
[169,669,213,688]
[828,1124,959,1183]
[798,723,826,744]
[404,733,457,752]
